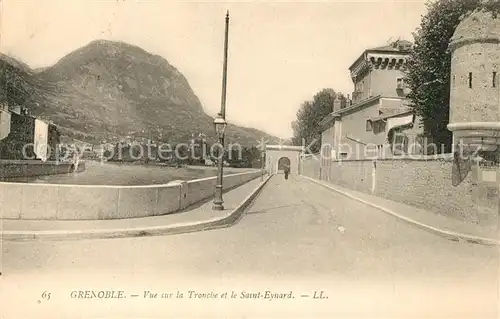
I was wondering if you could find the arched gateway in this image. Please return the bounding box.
[265,145,304,175]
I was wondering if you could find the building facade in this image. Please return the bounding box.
[265,145,303,175]
[0,108,61,161]
[319,39,425,165]
[0,103,11,141]
[447,9,500,187]
[448,9,500,155]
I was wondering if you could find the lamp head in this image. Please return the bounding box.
[213,113,227,136]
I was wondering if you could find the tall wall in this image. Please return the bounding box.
[370,68,406,98]
[321,124,335,154]
[450,41,499,124]
[353,70,372,102]
[0,170,261,220]
[301,156,498,225]
[321,124,335,179]
[302,156,321,180]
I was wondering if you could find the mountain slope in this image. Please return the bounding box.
[0,40,279,146]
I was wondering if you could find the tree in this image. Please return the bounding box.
[226,146,261,168]
[405,0,499,153]
[291,88,343,154]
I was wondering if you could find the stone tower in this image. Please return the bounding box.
[448,9,500,153]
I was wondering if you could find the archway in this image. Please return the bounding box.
[277,157,291,173]
[265,145,303,175]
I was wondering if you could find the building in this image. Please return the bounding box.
[447,8,500,186]
[0,103,11,141]
[265,145,303,175]
[448,8,500,156]
[319,39,425,164]
[0,111,60,161]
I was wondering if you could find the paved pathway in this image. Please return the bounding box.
[305,176,499,242]
[1,174,499,318]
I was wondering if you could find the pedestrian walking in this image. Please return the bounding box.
[284,165,290,180]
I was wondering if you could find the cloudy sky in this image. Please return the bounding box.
[0,0,427,138]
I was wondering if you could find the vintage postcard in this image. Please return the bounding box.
[0,0,499,318]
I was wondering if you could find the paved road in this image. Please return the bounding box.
[2,174,499,318]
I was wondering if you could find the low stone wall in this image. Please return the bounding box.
[0,160,85,179]
[301,155,498,225]
[0,170,262,220]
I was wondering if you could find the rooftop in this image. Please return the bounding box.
[266,145,304,151]
[369,39,413,52]
[349,39,413,71]
[450,9,500,49]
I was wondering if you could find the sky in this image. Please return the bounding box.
[0,0,427,139]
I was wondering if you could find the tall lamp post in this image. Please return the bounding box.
[213,11,230,211]
[260,138,266,181]
[213,113,227,210]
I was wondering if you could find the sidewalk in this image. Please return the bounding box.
[302,176,499,246]
[1,176,270,241]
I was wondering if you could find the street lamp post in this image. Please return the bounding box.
[260,139,265,181]
[213,11,230,211]
[213,114,227,210]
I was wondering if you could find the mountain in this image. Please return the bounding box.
[0,40,279,146]
[0,53,34,75]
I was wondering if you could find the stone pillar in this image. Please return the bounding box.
[333,97,341,113]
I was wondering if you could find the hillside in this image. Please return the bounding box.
[0,40,279,146]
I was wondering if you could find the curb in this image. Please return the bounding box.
[1,175,273,241]
[301,175,499,247]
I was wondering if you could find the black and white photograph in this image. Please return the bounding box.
[0,0,499,317]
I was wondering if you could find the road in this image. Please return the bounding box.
[1,174,499,318]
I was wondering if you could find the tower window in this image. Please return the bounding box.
[452,75,456,86]
[493,72,497,88]
[396,78,406,90]
[366,120,372,132]
[469,72,472,88]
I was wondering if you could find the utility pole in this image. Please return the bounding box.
[213,11,230,211]
[260,138,265,181]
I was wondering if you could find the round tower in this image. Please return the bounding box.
[448,9,500,152]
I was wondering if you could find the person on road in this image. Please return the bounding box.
[284,165,290,180]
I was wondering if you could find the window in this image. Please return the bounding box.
[392,132,408,155]
[373,121,386,134]
[366,120,372,132]
[452,75,456,86]
[397,78,408,90]
[397,78,404,89]
[493,72,497,88]
[469,72,472,88]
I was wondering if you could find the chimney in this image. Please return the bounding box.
[346,94,351,107]
[333,96,341,112]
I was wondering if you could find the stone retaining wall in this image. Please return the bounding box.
[302,156,498,225]
[0,170,262,220]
